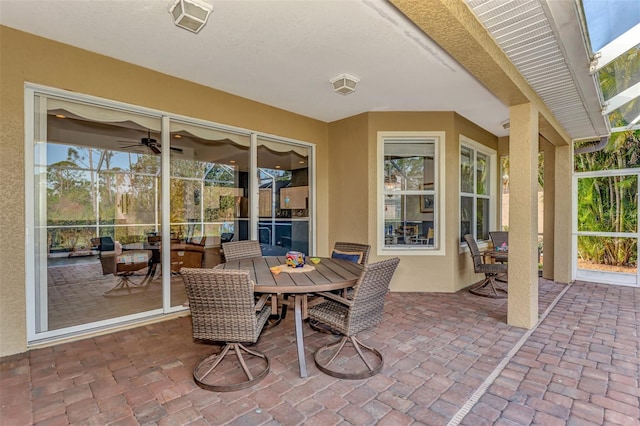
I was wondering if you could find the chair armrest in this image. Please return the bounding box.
[254,293,270,311]
[314,291,353,307]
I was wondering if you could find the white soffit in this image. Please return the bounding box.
[466,0,610,139]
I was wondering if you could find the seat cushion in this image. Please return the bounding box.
[331,249,363,264]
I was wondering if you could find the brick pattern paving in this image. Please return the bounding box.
[1,279,638,425]
[461,282,640,426]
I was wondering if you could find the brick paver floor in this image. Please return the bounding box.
[1,279,638,425]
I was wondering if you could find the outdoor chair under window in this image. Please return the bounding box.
[489,231,509,263]
[181,268,271,392]
[308,257,400,379]
[463,234,508,298]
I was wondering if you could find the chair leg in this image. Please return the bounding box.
[314,335,384,380]
[468,275,507,299]
[103,273,150,297]
[194,343,270,392]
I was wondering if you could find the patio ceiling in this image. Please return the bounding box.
[0,0,624,141]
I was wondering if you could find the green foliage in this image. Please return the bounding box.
[45,144,244,247]
[575,132,639,267]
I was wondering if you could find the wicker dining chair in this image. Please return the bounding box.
[463,234,508,298]
[332,241,371,265]
[308,241,372,334]
[489,231,509,263]
[181,268,271,392]
[308,257,400,379]
[221,240,262,262]
[219,240,282,323]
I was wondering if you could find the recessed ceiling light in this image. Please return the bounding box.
[174,134,182,139]
[230,160,236,164]
[299,160,305,164]
[275,165,281,169]
[55,114,66,119]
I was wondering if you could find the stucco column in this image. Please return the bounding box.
[508,103,539,329]
[553,144,573,283]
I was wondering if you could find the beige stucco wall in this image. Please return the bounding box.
[0,26,329,357]
[326,111,499,293]
[327,114,370,254]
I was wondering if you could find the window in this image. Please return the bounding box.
[460,137,496,244]
[379,132,443,254]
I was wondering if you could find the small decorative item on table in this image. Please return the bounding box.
[286,251,305,268]
[270,266,281,275]
[309,257,320,264]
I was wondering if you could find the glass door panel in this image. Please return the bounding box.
[169,121,250,293]
[257,137,311,256]
[34,94,162,333]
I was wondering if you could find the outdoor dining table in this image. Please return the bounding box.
[218,255,363,377]
[484,249,508,264]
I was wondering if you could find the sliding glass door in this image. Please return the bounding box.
[27,86,315,343]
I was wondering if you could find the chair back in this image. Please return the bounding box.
[222,240,262,262]
[489,231,508,250]
[333,242,371,264]
[181,268,262,343]
[220,233,234,244]
[347,257,400,334]
[92,236,115,252]
[426,228,434,246]
[191,235,207,247]
[463,234,484,272]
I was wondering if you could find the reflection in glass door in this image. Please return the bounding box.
[168,121,251,305]
[33,94,163,335]
[574,170,638,286]
[257,137,311,256]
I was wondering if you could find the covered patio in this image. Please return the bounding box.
[1,0,638,423]
[2,279,638,425]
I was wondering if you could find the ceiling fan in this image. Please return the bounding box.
[118,130,183,154]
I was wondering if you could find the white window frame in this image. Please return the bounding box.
[459,135,497,250]
[377,131,446,256]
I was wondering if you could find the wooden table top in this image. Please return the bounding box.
[218,256,363,293]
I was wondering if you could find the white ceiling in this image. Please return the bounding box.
[0,0,513,136]
[0,0,607,140]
